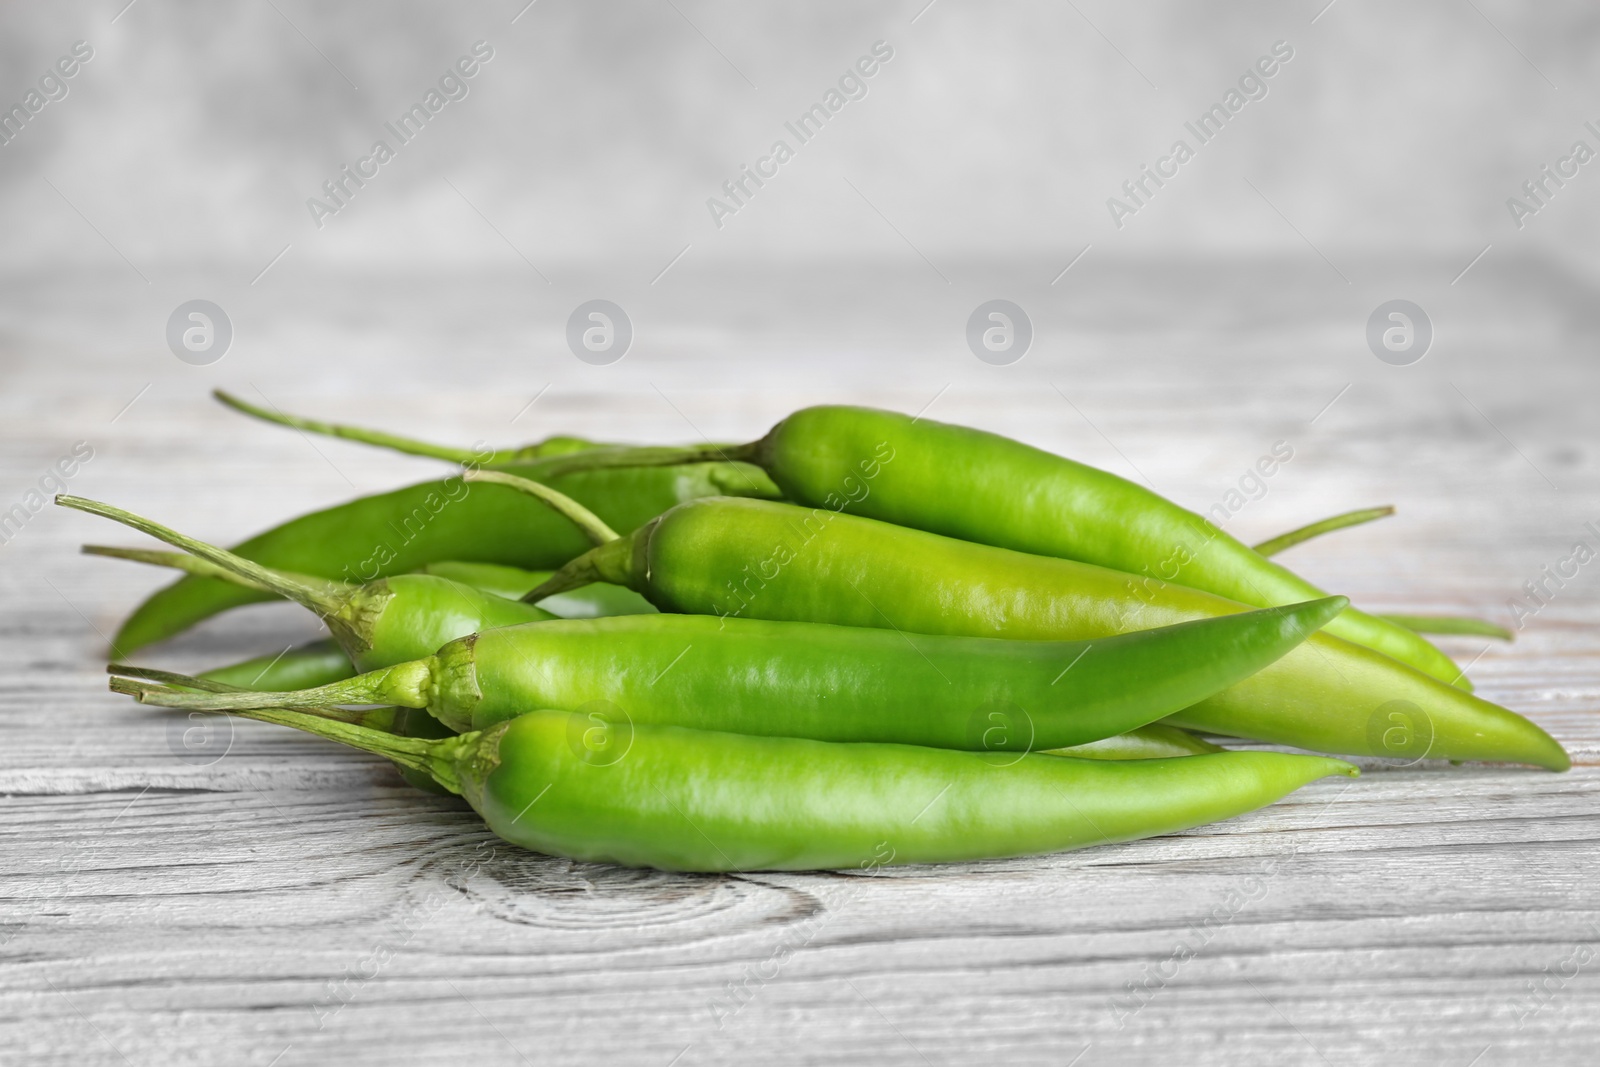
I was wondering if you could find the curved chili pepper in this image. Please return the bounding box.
[118,704,1356,872]
[112,592,1343,753]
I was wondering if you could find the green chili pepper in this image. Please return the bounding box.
[183,563,651,692]
[186,653,1220,767]
[513,493,1566,769]
[519,405,1464,689]
[190,654,1221,764]
[92,542,655,663]
[111,590,1344,752]
[65,497,563,673]
[188,646,1219,764]
[107,458,777,654]
[119,702,1355,872]
[89,545,654,693]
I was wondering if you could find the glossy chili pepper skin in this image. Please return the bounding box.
[128,600,1342,752]
[154,705,1355,873]
[113,460,776,654]
[461,712,1356,871]
[566,496,1567,769]
[745,405,1464,688]
[194,645,1220,762]
[346,574,557,670]
[191,648,1222,764]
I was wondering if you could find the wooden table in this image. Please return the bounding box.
[2,260,1595,1065]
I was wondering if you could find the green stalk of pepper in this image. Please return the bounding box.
[519,406,1465,689]
[112,591,1345,752]
[1249,506,1394,557]
[210,389,604,464]
[513,493,1566,769]
[1377,613,1514,641]
[121,702,1355,872]
[1249,510,1508,638]
[121,664,456,794]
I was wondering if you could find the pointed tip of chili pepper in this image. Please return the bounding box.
[1278,595,1350,639]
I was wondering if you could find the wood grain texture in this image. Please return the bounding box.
[1,261,1597,1066]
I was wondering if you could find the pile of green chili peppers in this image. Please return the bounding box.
[68,393,1566,873]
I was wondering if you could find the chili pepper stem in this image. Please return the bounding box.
[1379,613,1514,641]
[108,671,395,726]
[462,470,619,545]
[109,657,434,712]
[522,533,640,603]
[456,471,645,603]
[82,545,278,592]
[208,701,467,793]
[536,441,761,478]
[110,663,248,694]
[1252,506,1395,558]
[213,389,529,466]
[58,495,373,651]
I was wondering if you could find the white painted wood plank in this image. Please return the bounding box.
[2,263,1597,1065]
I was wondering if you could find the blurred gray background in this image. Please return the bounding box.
[3,0,1600,266]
